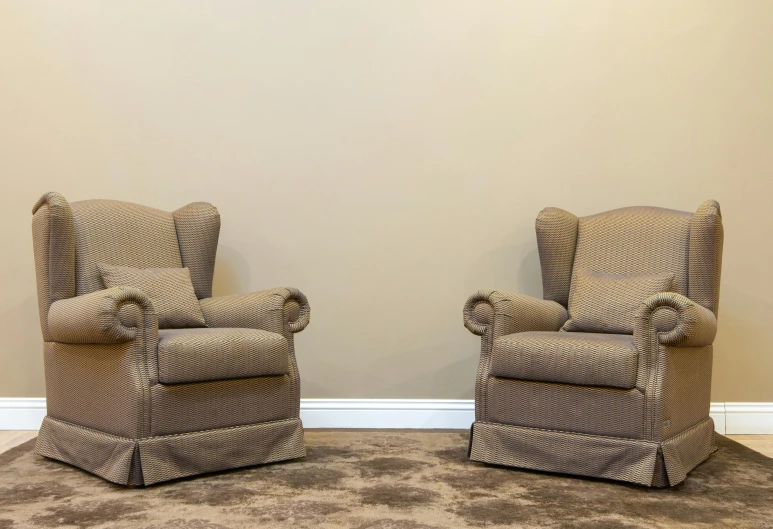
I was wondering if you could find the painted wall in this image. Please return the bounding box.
[1,1,771,401]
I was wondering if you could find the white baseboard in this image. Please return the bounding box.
[300,399,474,429]
[710,403,726,435]
[0,399,47,431]
[0,398,770,434]
[724,403,773,435]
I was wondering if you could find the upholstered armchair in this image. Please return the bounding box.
[463,201,723,487]
[31,192,310,485]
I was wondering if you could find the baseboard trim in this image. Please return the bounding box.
[723,403,773,435]
[300,399,475,429]
[0,398,47,431]
[0,398,770,433]
[710,403,726,435]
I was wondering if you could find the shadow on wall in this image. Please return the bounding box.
[712,286,773,402]
[1,295,45,396]
[211,244,252,297]
[465,225,543,299]
[517,247,542,299]
[375,338,480,400]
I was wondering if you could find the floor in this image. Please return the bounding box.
[1,430,772,457]
[723,434,773,457]
[3,429,772,528]
[0,430,38,454]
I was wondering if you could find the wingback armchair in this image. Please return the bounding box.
[463,201,723,487]
[31,192,310,485]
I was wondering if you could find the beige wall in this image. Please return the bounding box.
[1,1,771,401]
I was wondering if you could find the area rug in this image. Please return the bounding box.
[1,430,772,528]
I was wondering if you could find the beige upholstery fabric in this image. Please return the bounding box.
[98,264,207,329]
[173,202,220,300]
[31,192,310,485]
[535,207,578,307]
[157,328,289,384]
[689,200,724,315]
[463,290,569,422]
[69,199,183,296]
[464,200,723,487]
[48,286,157,345]
[37,416,305,486]
[571,206,692,298]
[43,341,150,438]
[487,377,645,438]
[150,375,295,435]
[469,418,715,487]
[562,269,674,334]
[200,288,311,335]
[491,331,638,389]
[32,193,76,341]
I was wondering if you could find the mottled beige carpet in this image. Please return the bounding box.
[1,430,772,528]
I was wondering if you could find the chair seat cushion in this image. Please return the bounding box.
[491,331,639,389]
[157,328,289,384]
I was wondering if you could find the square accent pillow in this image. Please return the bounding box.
[562,269,674,334]
[97,264,207,329]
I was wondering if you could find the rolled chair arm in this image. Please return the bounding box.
[463,289,569,337]
[199,287,310,334]
[48,287,158,344]
[635,292,717,347]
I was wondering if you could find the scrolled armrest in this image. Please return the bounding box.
[48,287,157,344]
[199,287,310,334]
[635,292,717,347]
[463,289,569,337]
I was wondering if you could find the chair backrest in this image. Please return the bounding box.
[70,199,184,296]
[536,201,723,315]
[32,192,220,338]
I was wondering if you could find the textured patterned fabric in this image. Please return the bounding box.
[689,200,724,315]
[535,207,579,307]
[562,269,675,334]
[43,341,149,438]
[36,416,305,486]
[571,206,692,299]
[48,286,157,344]
[140,418,305,485]
[487,377,645,438]
[36,416,138,485]
[660,418,716,485]
[470,421,658,486]
[31,192,310,485]
[157,328,289,384]
[200,288,311,336]
[491,331,639,389]
[635,291,718,348]
[150,375,294,435]
[98,264,207,329]
[32,192,76,341]
[464,200,724,486]
[651,451,669,487]
[199,287,310,421]
[470,417,716,487]
[463,290,569,422]
[44,287,159,439]
[70,199,183,296]
[634,291,717,441]
[658,344,713,439]
[173,202,220,300]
